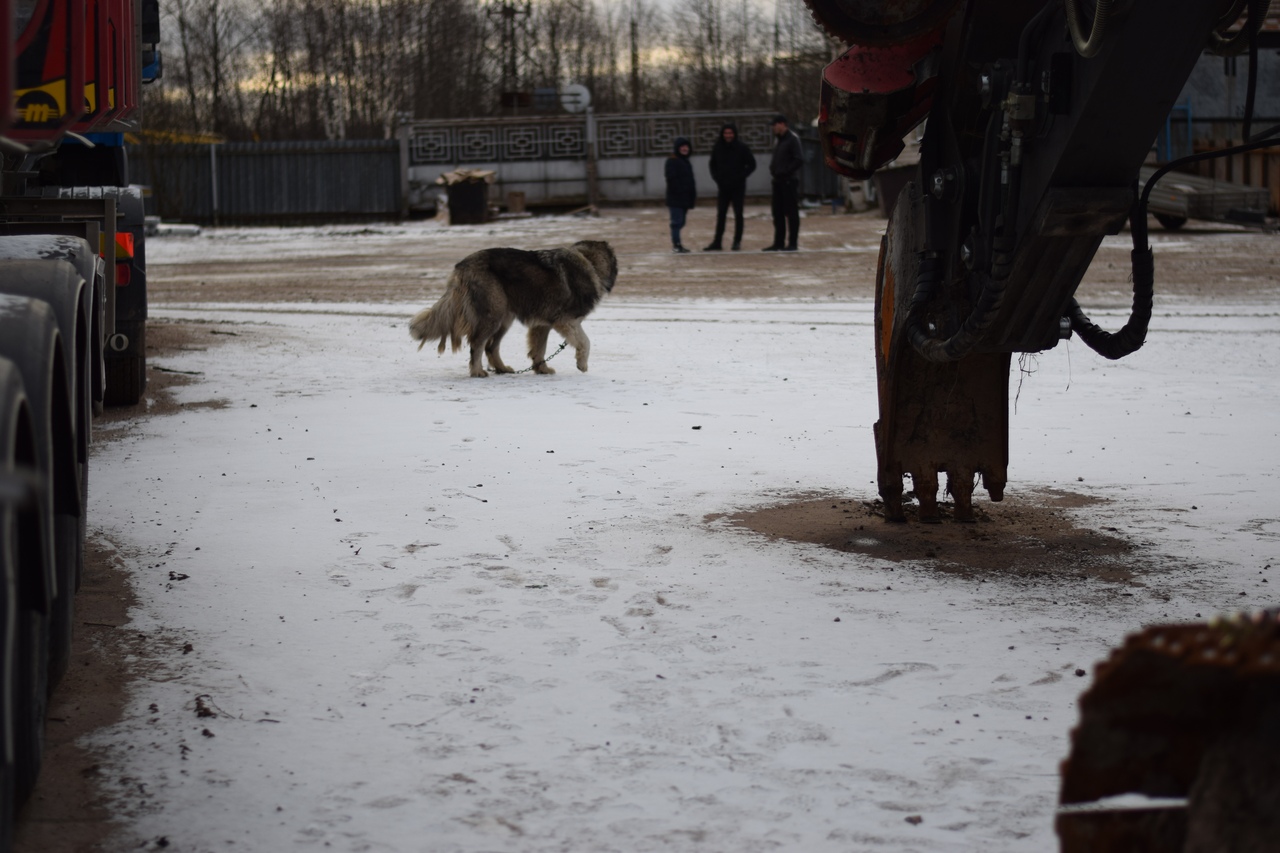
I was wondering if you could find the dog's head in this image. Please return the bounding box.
[573,240,618,293]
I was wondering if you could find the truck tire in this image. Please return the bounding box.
[12,608,48,805]
[0,358,51,808]
[0,259,92,593]
[104,352,145,407]
[0,472,15,853]
[49,187,148,410]
[1155,213,1188,231]
[0,236,105,417]
[0,297,80,693]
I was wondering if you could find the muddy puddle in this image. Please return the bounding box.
[717,488,1146,583]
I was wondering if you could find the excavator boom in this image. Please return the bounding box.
[807,0,1248,520]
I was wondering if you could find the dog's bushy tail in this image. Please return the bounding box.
[409,275,468,353]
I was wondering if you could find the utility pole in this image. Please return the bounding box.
[772,0,780,107]
[630,2,641,111]
[488,0,531,114]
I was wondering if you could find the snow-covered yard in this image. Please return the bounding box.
[82,216,1279,852]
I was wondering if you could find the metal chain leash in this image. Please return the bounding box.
[514,340,569,374]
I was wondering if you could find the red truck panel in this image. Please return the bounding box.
[112,0,139,122]
[73,0,140,131]
[11,0,88,140]
[0,0,13,129]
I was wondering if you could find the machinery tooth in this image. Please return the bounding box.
[912,469,941,523]
[984,473,1006,503]
[880,462,907,522]
[947,467,975,522]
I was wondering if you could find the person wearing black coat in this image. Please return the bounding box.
[764,114,804,251]
[664,136,696,253]
[704,123,756,251]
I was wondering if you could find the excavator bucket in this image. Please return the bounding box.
[874,181,1009,522]
[809,0,1228,520]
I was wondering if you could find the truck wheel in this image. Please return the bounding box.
[0,475,19,848]
[0,361,46,813]
[12,607,47,805]
[104,355,145,407]
[45,513,80,691]
[1154,213,1187,231]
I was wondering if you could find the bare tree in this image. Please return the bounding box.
[142,0,832,140]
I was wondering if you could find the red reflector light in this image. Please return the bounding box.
[116,262,131,286]
[116,231,136,259]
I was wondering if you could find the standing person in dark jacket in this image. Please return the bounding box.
[764,114,803,251]
[664,136,696,253]
[704,123,756,251]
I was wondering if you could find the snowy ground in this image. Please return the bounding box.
[81,216,1279,852]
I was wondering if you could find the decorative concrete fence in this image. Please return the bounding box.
[402,110,786,209]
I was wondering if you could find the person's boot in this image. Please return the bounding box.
[762,244,782,251]
[731,241,741,251]
[672,245,691,254]
[703,242,722,251]
[782,244,798,251]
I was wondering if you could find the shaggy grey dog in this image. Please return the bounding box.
[410,240,618,377]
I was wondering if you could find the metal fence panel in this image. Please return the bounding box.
[135,112,844,221]
[135,139,401,224]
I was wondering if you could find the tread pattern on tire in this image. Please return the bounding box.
[103,355,145,407]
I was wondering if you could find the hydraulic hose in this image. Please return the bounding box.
[906,258,1009,363]
[1017,3,1059,84]
[1066,208,1153,360]
[1064,0,1114,59]
[907,131,1022,364]
[1241,0,1262,139]
[1208,0,1264,56]
[1067,125,1280,360]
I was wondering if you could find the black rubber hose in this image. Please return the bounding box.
[908,267,1009,362]
[1016,3,1058,85]
[1208,0,1263,56]
[1067,124,1280,360]
[1064,0,1114,58]
[904,243,1013,364]
[1242,2,1259,140]
[1066,229,1153,359]
[907,136,1021,363]
[976,112,1001,239]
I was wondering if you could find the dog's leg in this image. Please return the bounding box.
[527,324,555,374]
[468,314,510,378]
[468,340,488,377]
[554,320,591,372]
[486,318,516,374]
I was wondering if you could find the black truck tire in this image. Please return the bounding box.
[0,472,14,853]
[48,187,148,410]
[12,608,48,805]
[104,352,146,407]
[0,297,80,696]
[0,259,92,596]
[0,358,51,809]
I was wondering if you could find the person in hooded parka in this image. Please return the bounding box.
[665,136,696,253]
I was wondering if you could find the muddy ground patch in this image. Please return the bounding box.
[717,489,1152,584]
